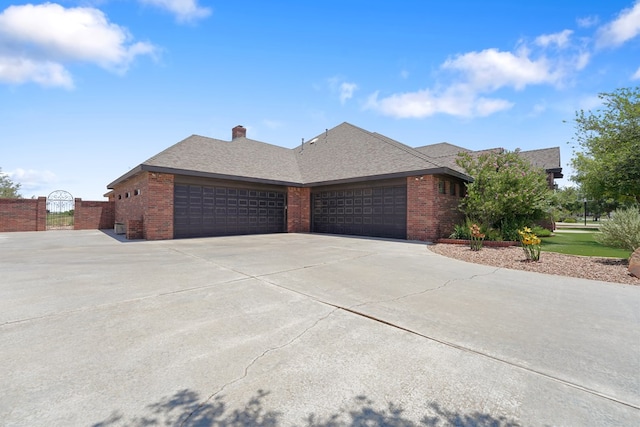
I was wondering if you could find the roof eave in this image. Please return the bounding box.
[107,165,144,189]
[303,167,472,187]
[142,165,301,187]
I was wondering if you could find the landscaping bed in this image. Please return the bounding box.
[429,243,638,285]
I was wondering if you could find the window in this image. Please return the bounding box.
[450,182,456,196]
[134,189,141,196]
[438,180,446,194]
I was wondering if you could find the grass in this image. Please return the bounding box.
[541,230,632,258]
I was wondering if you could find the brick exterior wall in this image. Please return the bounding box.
[146,172,174,240]
[406,175,465,242]
[74,199,115,230]
[112,171,174,240]
[286,187,311,233]
[0,197,47,232]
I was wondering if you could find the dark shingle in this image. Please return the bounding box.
[108,122,561,189]
[296,123,447,184]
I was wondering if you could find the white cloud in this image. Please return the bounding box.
[339,82,357,104]
[6,168,58,191]
[0,56,73,88]
[365,85,513,119]
[366,31,593,120]
[577,16,599,28]
[327,77,358,104]
[139,0,212,23]
[0,3,156,87]
[535,30,573,49]
[442,47,563,91]
[632,66,640,80]
[596,1,640,48]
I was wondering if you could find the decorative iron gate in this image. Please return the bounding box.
[47,190,74,230]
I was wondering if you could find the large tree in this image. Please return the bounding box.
[0,168,21,198]
[570,87,640,203]
[456,149,552,240]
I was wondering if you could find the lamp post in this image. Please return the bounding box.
[583,198,587,226]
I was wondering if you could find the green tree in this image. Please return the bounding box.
[570,87,640,203]
[550,186,582,220]
[456,149,552,240]
[0,168,21,198]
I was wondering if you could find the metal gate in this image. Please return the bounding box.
[47,190,74,230]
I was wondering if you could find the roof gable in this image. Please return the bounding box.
[108,122,562,189]
[295,122,450,184]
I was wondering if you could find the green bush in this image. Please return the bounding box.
[596,207,640,252]
[484,228,503,241]
[532,226,553,237]
[449,223,470,240]
[564,217,578,223]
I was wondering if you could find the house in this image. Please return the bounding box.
[107,122,562,241]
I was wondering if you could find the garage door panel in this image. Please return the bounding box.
[311,184,406,239]
[174,184,285,238]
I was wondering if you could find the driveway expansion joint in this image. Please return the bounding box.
[321,303,640,412]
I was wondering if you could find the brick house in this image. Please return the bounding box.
[107,122,562,241]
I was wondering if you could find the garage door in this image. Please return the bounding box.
[311,184,406,239]
[174,184,286,238]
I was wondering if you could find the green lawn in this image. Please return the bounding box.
[541,231,631,258]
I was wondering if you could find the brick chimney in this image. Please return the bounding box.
[232,125,246,140]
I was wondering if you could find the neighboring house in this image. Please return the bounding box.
[107,122,562,241]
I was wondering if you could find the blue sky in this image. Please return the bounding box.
[1,1,639,200]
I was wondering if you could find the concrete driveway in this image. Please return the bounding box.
[1,230,638,426]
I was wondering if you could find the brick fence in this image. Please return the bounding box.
[0,197,115,232]
[0,197,47,232]
[74,199,115,230]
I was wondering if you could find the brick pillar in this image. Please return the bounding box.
[144,172,174,240]
[36,196,47,231]
[407,175,464,242]
[406,176,433,241]
[287,187,311,233]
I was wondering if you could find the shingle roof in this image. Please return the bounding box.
[108,122,562,188]
[295,122,454,184]
[518,147,562,171]
[147,135,302,183]
[414,143,562,177]
[414,142,471,158]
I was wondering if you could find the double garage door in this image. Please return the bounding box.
[174,183,286,238]
[174,181,407,240]
[311,183,407,239]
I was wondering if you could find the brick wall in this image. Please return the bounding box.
[0,197,47,232]
[286,187,311,233]
[74,199,115,230]
[406,175,464,242]
[112,171,174,240]
[145,172,174,240]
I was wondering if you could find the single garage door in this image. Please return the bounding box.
[174,184,286,238]
[311,184,406,239]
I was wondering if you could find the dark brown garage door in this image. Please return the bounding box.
[311,184,406,239]
[174,184,286,238]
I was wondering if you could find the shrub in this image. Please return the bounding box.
[449,223,470,240]
[484,228,503,242]
[596,207,640,252]
[564,217,578,223]
[532,226,553,237]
